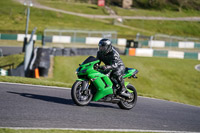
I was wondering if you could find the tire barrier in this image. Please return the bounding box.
[50,47,97,56]
[30,48,51,77]
[49,47,122,56]
[9,64,25,77]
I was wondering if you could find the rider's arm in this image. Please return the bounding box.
[96,51,102,65]
[104,55,119,70]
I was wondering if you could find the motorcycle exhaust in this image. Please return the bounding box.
[111,98,120,103]
[98,96,120,103]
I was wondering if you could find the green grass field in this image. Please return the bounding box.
[36,0,200,17]
[0,54,200,106]
[111,6,200,17]
[123,19,200,37]
[1,0,200,38]
[36,0,109,15]
[0,0,139,37]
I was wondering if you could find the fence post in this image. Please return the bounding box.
[0,49,2,57]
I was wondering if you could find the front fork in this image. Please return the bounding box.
[76,79,90,94]
[82,80,89,91]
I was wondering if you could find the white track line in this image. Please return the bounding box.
[0,127,198,133]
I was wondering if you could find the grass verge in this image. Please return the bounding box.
[0,53,71,87]
[0,53,24,69]
[0,40,42,47]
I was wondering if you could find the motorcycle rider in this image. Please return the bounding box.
[96,38,131,98]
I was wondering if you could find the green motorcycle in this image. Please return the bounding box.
[71,56,138,110]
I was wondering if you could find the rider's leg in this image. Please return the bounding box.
[116,75,131,98]
[112,68,131,98]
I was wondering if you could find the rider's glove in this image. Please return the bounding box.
[100,66,107,70]
[100,65,112,71]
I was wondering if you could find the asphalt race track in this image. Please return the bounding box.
[0,82,200,132]
[0,47,22,56]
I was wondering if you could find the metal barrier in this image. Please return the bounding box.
[154,34,200,42]
[43,29,118,45]
[134,33,200,49]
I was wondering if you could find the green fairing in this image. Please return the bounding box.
[76,78,87,81]
[75,56,137,102]
[77,60,99,76]
[125,82,129,87]
[88,73,113,101]
[77,58,113,101]
[125,82,133,93]
[123,68,137,93]
[123,69,137,78]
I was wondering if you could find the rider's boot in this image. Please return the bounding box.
[119,85,131,98]
[117,75,131,98]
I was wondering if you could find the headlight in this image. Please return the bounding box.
[80,69,87,73]
[76,67,82,73]
[76,68,79,73]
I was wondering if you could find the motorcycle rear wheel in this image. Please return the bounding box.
[71,81,93,106]
[117,84,137,110]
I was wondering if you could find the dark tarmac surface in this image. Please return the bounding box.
[0,82,200,132]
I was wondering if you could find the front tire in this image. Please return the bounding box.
[117,84,137,110]
[71,81,93,106]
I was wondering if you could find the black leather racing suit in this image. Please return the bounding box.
[96,47,126,92]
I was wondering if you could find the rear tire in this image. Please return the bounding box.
[71,81,93,106]
[117,84,137,110]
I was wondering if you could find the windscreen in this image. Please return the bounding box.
[82,56,98,65]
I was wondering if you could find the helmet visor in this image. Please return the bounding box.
[99,45,108,52]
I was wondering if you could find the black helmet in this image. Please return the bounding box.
[98,38,112,55]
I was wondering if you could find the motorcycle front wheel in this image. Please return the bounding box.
[117,84,137,110]
[71,81,93,106]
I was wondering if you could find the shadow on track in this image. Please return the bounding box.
[7,91,117,109]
